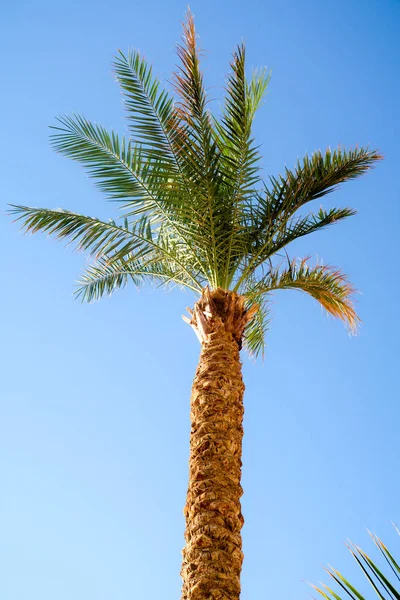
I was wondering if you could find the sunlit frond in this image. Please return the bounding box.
[49,115,212,269]
[76,256,137,302]
[262,147,382,224]
[10,205,153,259]
[233,147,381,292]
[10,205,204,292]
[216,44,270,288]
[256,206,357,261]
[172,10,213,146]
[313,528,400,600]
[171,9,225,286]
[51,115,155,203]
[242,287,269,358]
[218,44,268,198]
[113,50,184,171]
[76,254,200,302]
[251,258,359,332]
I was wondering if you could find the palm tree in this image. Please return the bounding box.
[313,528,400,600]
[11,11,381,600]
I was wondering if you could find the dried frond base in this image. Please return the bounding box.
[184,287,257,348]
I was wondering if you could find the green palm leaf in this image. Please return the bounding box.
[263,206,357,257]
[313,529,400,600]
[10,205,151,257]
[217,44,269,199]
[113,50,186,173]
[242,287,269,358]
[10,205,203,291]
[76,254,200,302]
[265,147,380,222]
[233,147,380,291]
[215,44,270,288]
[49,115,212,271]
[248,257,359,332]
[51,115,157,203]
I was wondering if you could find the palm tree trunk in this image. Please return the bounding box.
[181,288,256,600]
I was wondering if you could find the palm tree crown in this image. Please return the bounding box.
[11,11,381,356]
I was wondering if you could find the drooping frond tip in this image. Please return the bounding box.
[248,258,360,335]
[288,259,360,334]
[309,265,360,334]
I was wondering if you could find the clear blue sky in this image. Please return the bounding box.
[2,1,399,599]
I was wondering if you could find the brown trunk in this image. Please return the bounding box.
[181,288,257,600]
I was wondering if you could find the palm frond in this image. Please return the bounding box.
[246,66,270,116]
[172,10,212,142]
[113,50,185,171]
[266,148,382,220]
[216,45,270,288]
[242,287,269,358]
[51,115,159,203]
[10,205,152,259]
[313,529,400,600]
[233,147,381,291]
[113,48,206,217]
[256,206,357,260]
[76,254,200,302]
[372,534,400,582]
[263,147,382,224]
[50,115,197,227]
[49,115,211,264]
[76,256,136,302]
[10,205,204,292]
[173,11,225,287]
[248,146,381,249]
[251,257,359,332]
[218,44,268,198]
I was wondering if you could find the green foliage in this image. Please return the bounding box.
[11,10,381,357]
[313,528,400,600]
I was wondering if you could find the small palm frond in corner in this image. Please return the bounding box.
[312,528,400,600]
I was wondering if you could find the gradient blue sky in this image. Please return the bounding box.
[2,1,399,599]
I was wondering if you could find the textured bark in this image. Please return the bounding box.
[181,288,256,600]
